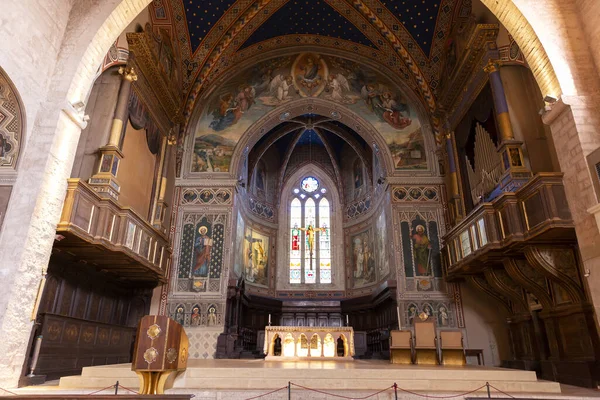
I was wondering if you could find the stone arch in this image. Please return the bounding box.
[480,0,562,99]
[227,98,399,182]
[276,163,344,291]
[0,67,25,170]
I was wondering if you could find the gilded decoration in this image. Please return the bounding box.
[147,323,162,340]
[166,347,178,363]
[143,347,159,364]
[181,188,233,205]
[0,67,24,169]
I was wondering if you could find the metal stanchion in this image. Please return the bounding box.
[288,381,291,399]
[394,383,398,400]
[115,380,119,395]
[486,381,491,398]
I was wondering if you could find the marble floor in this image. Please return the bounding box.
[10,360,600,399]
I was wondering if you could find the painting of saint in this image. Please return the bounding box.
[379,92,411,130]
[407,304,418,326]
[438,305,449,327]
[324,74,357,104]
[193,225,213,277]
[207,305,217,326]
[243,228,269,286]
[260,75,294,105]
[412,224,432,276]
[353,159,363,189]
[255,161,266,192]
[190,306,200,326]
[352,230,376,288]
[292,53,328,97]
[375,210,390,278]
[234,212,245,278]
[174,306,185,326]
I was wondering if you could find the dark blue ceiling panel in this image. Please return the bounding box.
[381,0,441,55]
[183,0,237,53]
[239,0,377,50]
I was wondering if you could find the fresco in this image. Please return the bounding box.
[350,228,377,288]
[191,53,426,173]
[243,227,270,287]
[177,213,227,293]
[375,208,390,279]
[399,214,443,292]
[233,211,245,278]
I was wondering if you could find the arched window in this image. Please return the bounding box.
[289,177,331,284]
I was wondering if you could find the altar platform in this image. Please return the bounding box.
[48,359,572,397]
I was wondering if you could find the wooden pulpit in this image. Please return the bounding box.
[414,320,438,365]
[132,315,189,394]
[389,330,413,364]
[439,330,466,366]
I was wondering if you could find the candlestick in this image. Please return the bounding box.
[268,313,272,326]
[346,314,349,326]
[397,306,402,330]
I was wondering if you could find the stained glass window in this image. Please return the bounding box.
[301,177,319,193]
[304,198,316,283]
[319,198,331,284]
[289,177,332,284]
[290,198,302,284]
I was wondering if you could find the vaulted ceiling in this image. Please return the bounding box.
[148,0,470,130]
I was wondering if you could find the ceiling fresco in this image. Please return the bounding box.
[149,0,470,132]
[188,52,427,174]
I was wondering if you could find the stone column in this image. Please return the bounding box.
[88,66,137,199]
[484,60,531,192]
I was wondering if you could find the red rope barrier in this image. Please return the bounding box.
[394,383,487,399]
[0,387,17,396]
[86,384,119,396]
[243,386,288,400]
[290,382,394,399]
[117,384,139,394]
[488,384,516,399]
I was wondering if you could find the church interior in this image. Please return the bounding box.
[1,0,600,398]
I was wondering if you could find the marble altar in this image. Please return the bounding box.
[263,326,355,360]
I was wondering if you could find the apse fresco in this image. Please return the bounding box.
[243,227,270,287]
[191,53,426,173]
[375,208,390,279]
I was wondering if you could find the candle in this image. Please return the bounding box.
[346,315,349,326]
[397,306,402,330]
[268,314,271,325]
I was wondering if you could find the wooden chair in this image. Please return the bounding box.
[389,330,413,364]
[439,330,466,366]
[414,320,438,365]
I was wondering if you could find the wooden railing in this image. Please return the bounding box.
[443,173,575,278]
[56,179,170,285]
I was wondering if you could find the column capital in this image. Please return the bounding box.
[483,59,503,74]
[119,66,138,82]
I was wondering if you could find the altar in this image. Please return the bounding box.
[263,326,355,360]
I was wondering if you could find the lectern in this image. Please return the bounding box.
[132,315,189,394]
